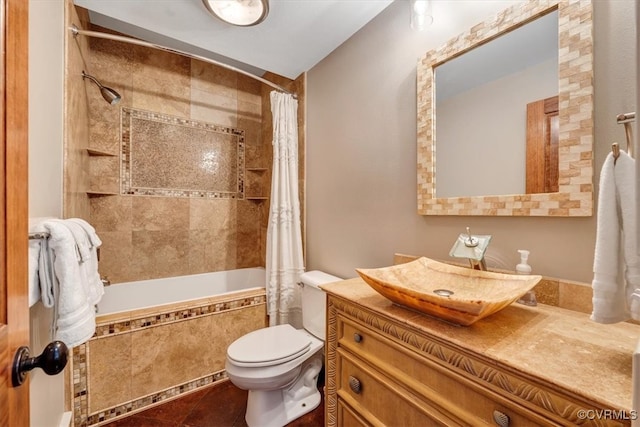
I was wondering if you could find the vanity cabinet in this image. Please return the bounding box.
[323,280,634,427]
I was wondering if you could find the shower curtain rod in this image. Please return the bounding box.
[70,25,295,97]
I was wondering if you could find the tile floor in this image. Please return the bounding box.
[102,380,324,427]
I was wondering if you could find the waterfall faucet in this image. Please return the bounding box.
[449,227,492,270]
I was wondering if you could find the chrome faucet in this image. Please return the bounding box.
[449,227,492,270]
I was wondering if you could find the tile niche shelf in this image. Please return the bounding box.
[86,148,118,196]
[245,167,269,201]
[86,190,118,197]
[86,148,117,157]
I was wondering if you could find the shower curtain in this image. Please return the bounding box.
[266,91,305,327]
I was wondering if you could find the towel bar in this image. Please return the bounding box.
[28,232,50,240]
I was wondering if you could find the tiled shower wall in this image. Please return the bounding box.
[64,3,92,220]
[66,9,305,283]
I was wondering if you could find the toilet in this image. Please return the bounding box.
[225,270,341,427]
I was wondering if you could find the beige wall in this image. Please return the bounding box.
[306,0,636,284]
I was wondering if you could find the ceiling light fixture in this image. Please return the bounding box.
[202,0,269,27]
[410,0,433,31]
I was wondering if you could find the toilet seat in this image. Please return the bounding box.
[227,324,311,367]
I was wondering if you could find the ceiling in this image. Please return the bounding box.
[73,0,394,80]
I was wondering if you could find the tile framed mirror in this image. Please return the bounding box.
[416,0,593,216]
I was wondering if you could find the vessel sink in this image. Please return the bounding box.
[356,257,542,326]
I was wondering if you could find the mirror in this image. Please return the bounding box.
[435,11,558,198]
[417,0,593,216]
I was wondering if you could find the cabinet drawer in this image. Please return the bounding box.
[337,314,552,426]
[337,348,454,426]
[337,398,371,427]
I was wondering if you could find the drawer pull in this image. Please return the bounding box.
[492,410,510,427]
[348,376,362,394]
[353,333,363,343]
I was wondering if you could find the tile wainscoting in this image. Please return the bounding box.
[71,289,266,426]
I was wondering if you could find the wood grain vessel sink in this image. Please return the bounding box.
[356,257,542,326]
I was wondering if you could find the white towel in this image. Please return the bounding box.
[43,219,102,347]
[28,239,42,307]
[68,218,102,248]
[591,151,640,323]
[68,218,104,306]
[28,217,56,307]
[618,152,640,319]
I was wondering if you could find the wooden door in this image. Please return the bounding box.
[0,0,30,426]
[526,96,559,194]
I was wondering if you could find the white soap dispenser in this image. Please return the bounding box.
[516,249,532,275]
[516,249,537,306]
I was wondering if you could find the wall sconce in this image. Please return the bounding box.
[410,0,433,31]
[202,0,269,27]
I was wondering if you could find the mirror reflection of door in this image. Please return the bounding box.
[526,96,559,194]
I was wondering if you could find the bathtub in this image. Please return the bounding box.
[71,268,267,426]
[97,267,266,315]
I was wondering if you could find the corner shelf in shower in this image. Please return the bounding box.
[246,167,268,172]
[86,148,117,157]
[245,196,268,201]
[86,191,118,197]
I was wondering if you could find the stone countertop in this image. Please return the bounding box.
[321,277,640,412]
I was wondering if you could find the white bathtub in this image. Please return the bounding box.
[96,267,266,316]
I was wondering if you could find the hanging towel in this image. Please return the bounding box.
[592,151,640,323]
[66,218,104,305]
[28,217,56,307]
[28,237,42,307]
[42,219,103,347]
[68,218,102,248]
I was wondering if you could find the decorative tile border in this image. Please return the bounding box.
[71,291,266,427]
[121,107,245,199]
[416,0,593,216]
[87,371,228,426]
[93,294,266,337]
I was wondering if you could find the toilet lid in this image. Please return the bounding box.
[227,324,311,367]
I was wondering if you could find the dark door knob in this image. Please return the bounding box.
[12,340,68,387]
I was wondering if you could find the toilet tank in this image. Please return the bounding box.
[300,270,342,340]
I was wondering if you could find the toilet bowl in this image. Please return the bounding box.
[225,270,341,427]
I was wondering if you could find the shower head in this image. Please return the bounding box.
[82,71,121,105]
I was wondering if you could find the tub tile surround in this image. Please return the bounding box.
[121,108,245,199]
[68,17,303,283]
[64,3,92,219]
[86,59,260,281]
[65,6,306,426]
[72,290,267,426]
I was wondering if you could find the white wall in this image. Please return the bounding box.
[29,0,67,426]
[436,58,557,198]
[306,0,636,284]
[29,0,64,218]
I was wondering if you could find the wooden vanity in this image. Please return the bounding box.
[321,278,639,426]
